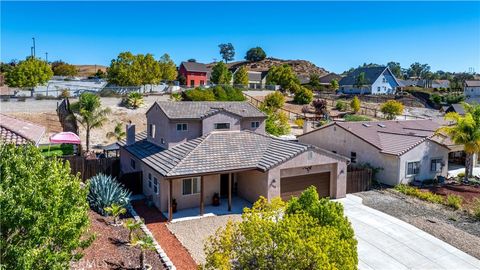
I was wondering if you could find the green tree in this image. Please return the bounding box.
[350,96,361,113]
[107,52,161,86]
[387,61,402,78]
[185,88,216,101]
[437,104,480,181]
[158,53,177,81]
[261,91,285,112]
[233,66,249,86]
[203,187,357,270]
[266,64,300,91]
[211,62,232,84]
[0,144,92,270]
[330,79,339,91]
[94,69,106,79]
[408,62,430,79]
[293,86,313,104]
[245,47,266,62]
[51,61,78,77]
[265,111,291,136]
[309,73,321,89]
[380,100,404,120]
[5,57,53,88]
[355,72,368,90]
[212,86,228,101]
[72,93,111,152]
[107,122,126,141]
[218,43,235,63]
[136,53,162,86]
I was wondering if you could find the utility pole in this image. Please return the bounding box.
[45,52,48,62]
[31,47,34,58]
[32,37,36,57]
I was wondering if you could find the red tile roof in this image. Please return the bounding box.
[0,114,46,146]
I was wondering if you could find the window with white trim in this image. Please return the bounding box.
[251,121,260,128]
[153,177,158,194]
[182,177,200,195]
[407,161,420,176]
[148,173,152,188]
[176,123,188,131]
[214,123,230,130]
[431,158,443,172]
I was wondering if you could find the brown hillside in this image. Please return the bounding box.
[208,57,329,77]
[74,65,107,77]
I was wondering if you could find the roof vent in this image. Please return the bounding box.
[378,124,386,128]
[362,123,371,127]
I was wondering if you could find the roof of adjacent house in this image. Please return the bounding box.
[465,80,480,87]
[119,130,347,178]
[299,119,452,156]
[397,79,418,87]
[0,114,46,146]
[151,101,266,119]
[446,103,465,115]
[180,61,209,73]
[339,66,396,86]
[319,73,343,84]
[247,71,262,82]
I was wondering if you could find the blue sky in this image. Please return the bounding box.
[1,1,479,73]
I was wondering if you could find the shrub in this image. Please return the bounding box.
[59,89,70,99]
[293,86,313,104]
[294,118,304,128]
[394,184,444,204]
[224,86,245,101]
[380,100,404,120]
[261,91,285,112]
[473,198,480,220]
[171,92,182,101]
[335,100,348,111]
[185,88,216,101]
[125,92,144,109]
[350,96,361,113]
[344,114,371,122]
[87,173,131,216]
[430,93,442,105]
[212,85,228,101]
[446,194,463,210]
[265,111,290,136]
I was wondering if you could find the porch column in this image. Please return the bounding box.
[228,173,232,211]
[168,179,173,222]
[200,176,204,216]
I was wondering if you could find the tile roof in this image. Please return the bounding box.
[465,80,480,87]
[0,114,46,146]
[154,101,266,119]
[247,71,262,82]
[180,61,209,73]
[119,130,346,177]
[339,66,388,86]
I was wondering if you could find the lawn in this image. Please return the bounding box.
[39,144,74,157]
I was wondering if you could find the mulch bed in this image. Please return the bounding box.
[72,210,166,270]
[132,200,198,270]
[421,183,480,210]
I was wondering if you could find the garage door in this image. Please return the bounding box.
[280,172,330,201]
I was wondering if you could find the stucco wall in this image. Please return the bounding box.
[202,111,241,135]
[465,86,480,97]
[240,117,266,134]
[237,170,269,203]
[146,104,169,147]
[119,148,143,174]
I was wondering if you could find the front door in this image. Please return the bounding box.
[220,173,230,198]
[190,80,195,87]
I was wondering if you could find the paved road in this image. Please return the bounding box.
[338,195,480,270]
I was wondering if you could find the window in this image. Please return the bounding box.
[182,177,200,195]
[149,124,156,138]
[382,77,387,83]
[431,159,443,172]
[251,121,260,128]
[214,123,230,130]
[153,177,158,194]
[148,173,152,188]
[130,159,136,169]
[200,80,205,86]
[351,152,357,163]
[332,150,337,154]
[176,123,188,131]
[161,138,165,144]
[407,161,420,176]
[377,87,381,91]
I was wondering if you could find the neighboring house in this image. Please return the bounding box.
[319,73,343,86]
[231,68,267,89]
[444,103,465,115]
[338,66,400,95]
[416,79,450,89]
[119,101,349,221]
[178,62,209,88]
[298,120,457,186]
[0,114,46,146]
[397,79,418,88]
[464,80,480,99]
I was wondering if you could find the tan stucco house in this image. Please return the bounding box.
[119,101,349,221]
[299,119,457,186]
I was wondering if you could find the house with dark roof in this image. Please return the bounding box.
[299,120,458,186]
[230,68,268,89]
[444,103,465,115]
[119,101,349,221]
[0,114,46,146]
[464,80,480,101]
[319,73,343,86]
[178,62,209,88]
[338,66,400,95]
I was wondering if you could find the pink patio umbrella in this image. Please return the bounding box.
[49,132,81,144]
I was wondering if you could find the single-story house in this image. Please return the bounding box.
[338,66,400,95]
[444,103,465,115]
[464,80,480,99]
[0,114,46,146]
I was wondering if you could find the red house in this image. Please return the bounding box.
[178,61,209,87]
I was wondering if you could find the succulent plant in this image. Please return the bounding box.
[87,173,131,216]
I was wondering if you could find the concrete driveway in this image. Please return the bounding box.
[338,195,480,270]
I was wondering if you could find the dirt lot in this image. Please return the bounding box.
[356,189,480,259]
[421,183,480,211]
[72,210,166,270]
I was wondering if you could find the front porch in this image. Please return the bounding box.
[162,196,251,223]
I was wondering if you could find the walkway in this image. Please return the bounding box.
[132,200,197,270]
[338,195,480,270]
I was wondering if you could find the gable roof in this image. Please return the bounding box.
[0,114,46,146]
[465,80,480,87]
[247,71,262,82]
[446,103,465,115]
[299,119,451,156]
[339,66,397,86]
[180,61,209,73]
[119,130,347,178]
[151,101,266,120]
[319,73,343,84]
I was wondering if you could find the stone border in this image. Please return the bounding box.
[127,204,176,270]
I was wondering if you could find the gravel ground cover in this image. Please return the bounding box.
[72,210,166,270]
[167,214,242,265]
[356,189,480,259]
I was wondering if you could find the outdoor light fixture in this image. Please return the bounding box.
[303,166,312,172]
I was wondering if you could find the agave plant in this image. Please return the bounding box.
[87,173,131,216]
[126,92,144,109]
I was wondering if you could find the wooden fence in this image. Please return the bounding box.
[347,167,373,193]
[58,156,120,181]
[56,98,79,134]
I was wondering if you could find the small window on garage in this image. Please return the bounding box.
[177,123,188,131]
[407,161,420,176]
[153,177,158,194]
[351,152,357,163]
[130,159,136,169]
[214,123,230,130]
[431,158,442,172]
[148,173,152,188]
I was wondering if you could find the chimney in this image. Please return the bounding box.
[126,122,136,146]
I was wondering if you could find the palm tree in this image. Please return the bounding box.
[130,235,156,270]
[124,218,142,242]
[126,92,144,109]
[107,122,126,141]
[104,203,127,226]
[72,93,111,152]
[437,103,480,181]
